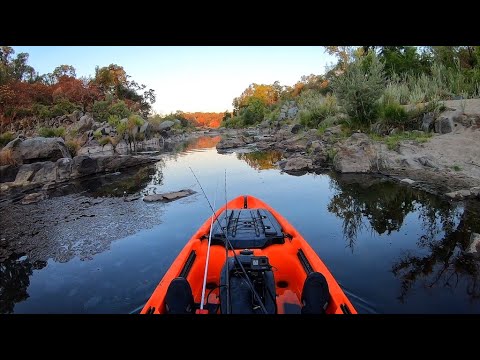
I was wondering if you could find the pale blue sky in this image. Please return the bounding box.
[13,46,335,114]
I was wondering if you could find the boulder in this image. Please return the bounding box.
[445,189,471,200]
[14,163,46,185]
[467,233,480,255]
[290,124,303,134]
[0,165,19,183]
[434,116,454,134]
[9,137,70,164]
[21,192,46,205]
[56,158,73,181]
[158,120,175,131]
[32,161,57,183]
[421,112,435,132]
[76,114,94,133]
[333,133,377,173]
[143,189,196,202]
[68,110,83,123]
[72,156,98,177]
[216,137,247,150]
[470,187,480,198]
[281,156,313,172]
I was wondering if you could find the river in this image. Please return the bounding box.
[1,135,479,314]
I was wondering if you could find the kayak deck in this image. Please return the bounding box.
[141,195,356,314]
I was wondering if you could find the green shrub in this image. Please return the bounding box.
[93,129,103,140]
[98,137,112,146]
[93,100,132,122]
[297,90,337,128]
[50,99,78,117]
[38,127,66,138]
[242,98,267,126]
[65,139,82,156]
[108,114,121,127]
[0,132,15,147]
[109,101,132,119]
[332,53,385,124]
[380,101,408,125]
[32,104,52,119]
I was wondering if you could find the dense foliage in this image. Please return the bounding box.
[0,46,156,131]
[222,46,480,130]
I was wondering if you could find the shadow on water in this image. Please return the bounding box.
[327,172,480,305]
[0,254,47,314]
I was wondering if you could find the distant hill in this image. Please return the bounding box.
[183,112,223,128]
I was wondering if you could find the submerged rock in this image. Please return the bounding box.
[143,189,196,202]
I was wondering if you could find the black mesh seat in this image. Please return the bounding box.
[165,277,194,314]
[301,272,330,314]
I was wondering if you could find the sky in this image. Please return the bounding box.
[13,46,336,115]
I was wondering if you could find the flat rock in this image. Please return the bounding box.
[467,233,480,255]
[21,192,46,205]
[143,189,196,202]
[401,178,416,185]
[445,189,471,199]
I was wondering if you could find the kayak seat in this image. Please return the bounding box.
[165,277,194,314]
[220,255,277,314]
[301,272,330,314]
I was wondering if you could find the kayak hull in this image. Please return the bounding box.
[141,195,357,314]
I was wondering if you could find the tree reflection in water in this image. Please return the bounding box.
[0,255,46,314]
[237,151,282,171]
[327,172,480,303]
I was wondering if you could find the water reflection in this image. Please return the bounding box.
[0,254,46,314]
[327,174,418,249]
[392,200,480,303]
[236,150,282,170]
[327,172,480,304]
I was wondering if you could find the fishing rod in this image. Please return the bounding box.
[189,167,268,314]
[199,180,218,312]
[224,169,229,314]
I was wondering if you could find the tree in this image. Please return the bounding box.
[325,46,357,71]
[52,65,76,81]
[332,53,385,124]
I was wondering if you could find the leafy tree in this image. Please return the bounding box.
[332,53,385,124]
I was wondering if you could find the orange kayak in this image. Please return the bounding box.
[141,195,357,314]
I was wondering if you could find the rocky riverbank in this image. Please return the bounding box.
[216,100,480,200]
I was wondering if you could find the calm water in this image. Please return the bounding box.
[2,136,480,314]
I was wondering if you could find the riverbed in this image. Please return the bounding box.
[1,135,479,314]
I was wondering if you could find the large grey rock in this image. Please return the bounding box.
[76,115,94,133]
[467,233,480,255]
[445,189,471,199]
[68,110,83,123]
[216,137,247,150]
[470,187,480,197]
[421,112,435,132]
[287,106,299,118]
[72,156,98,177]
[14,163,45,185]
[9,137,70,164]
[290,124,303,134]
[56,158,73,181]
[0,165,19,183]
[21,192,46,205]
[143,189,196,202]
[281,157,313,172]
[32,161,57,183]
[158,121,175,131]
[333,133,377,173]
[434,116,454,134]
